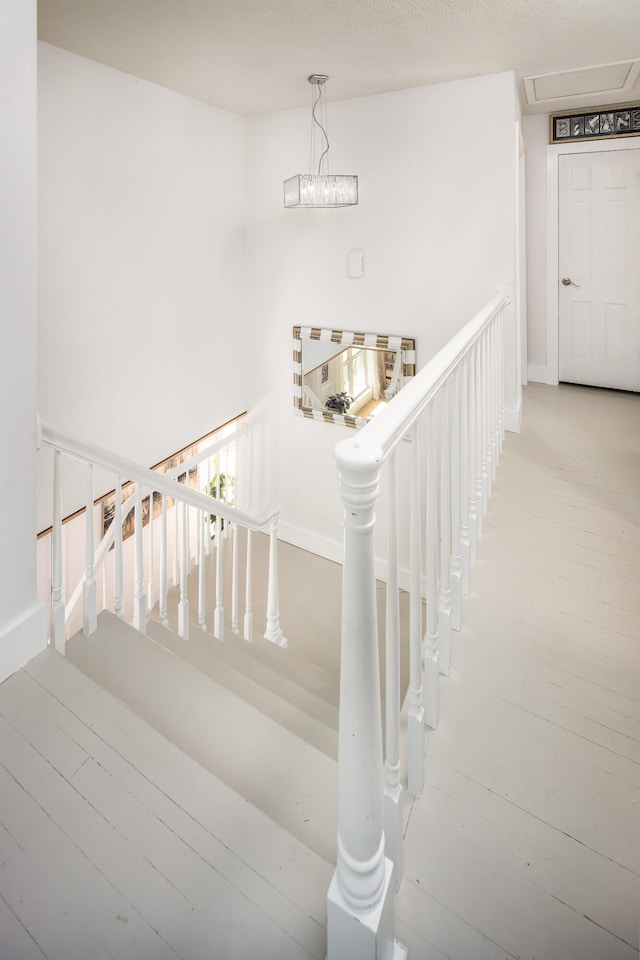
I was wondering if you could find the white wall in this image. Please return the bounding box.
[37,43,249,528]
[523,114,549,381]
[244,73,518,557]
[0,0,47,680]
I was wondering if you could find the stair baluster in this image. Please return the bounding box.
[83,463,97,636]
[133,484,146,633]
[51,450,65,653]
[407,421,425,797]
[438,384,452,678]
[384,450,403,891]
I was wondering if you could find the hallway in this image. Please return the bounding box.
[396,382,640,958]
[0,383,638,959]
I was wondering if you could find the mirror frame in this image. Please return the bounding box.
[292,325,416,429]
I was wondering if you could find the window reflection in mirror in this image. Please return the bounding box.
[293,326,416,428]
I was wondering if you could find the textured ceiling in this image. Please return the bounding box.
[37,0,640,116]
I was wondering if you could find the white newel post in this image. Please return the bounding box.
[327,439,406,960]
[133,485,146,633]
[264,519,285,646]
[51,450,66,653]
[407,422,424,798]
[83,463,97,636]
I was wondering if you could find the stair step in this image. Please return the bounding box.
[67,611,338,865]
[146,619,338,759]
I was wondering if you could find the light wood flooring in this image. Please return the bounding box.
[1,382,639,959]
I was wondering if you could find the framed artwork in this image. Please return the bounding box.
[550,103,640,144]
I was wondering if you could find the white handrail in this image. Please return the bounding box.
[344,292,508,463]
[40,423,278,532]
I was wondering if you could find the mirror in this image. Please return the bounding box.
[293,325,416,428]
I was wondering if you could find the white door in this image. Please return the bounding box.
[558,150,640,392]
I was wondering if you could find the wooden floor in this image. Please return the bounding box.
[1,382,639,959]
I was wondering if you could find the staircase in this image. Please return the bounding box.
[66,608,340,864]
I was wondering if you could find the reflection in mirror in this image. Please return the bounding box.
[293,326,416,428]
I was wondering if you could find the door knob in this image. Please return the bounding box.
[561,277,580,287]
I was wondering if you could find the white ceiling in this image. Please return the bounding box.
[37,0,640,116]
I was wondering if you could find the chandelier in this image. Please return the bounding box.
[283,75,358,209]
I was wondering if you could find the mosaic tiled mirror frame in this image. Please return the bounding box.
[292,325,417,429]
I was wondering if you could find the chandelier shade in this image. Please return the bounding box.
[284,174,358,208]
[284,75,358,209]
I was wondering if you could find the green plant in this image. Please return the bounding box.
[207,472,235,535]
[325,391,354,414]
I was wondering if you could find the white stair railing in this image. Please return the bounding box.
[40,424,285,653]
[327,289,511,960]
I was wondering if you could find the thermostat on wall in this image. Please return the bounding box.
[347,248,365,279]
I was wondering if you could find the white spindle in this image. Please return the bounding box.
[133,485,146,633]
[489,321,498,482]
[481,332,491,510]
[264,520,285,645]
[51,450,65,653]
[159,493,168,626]
[173,495,179,586]
[438,385,452,678]
[198,509,206,629]
[498,307,506,448]
[231,522,239,633]
[459,357,471,595]
[449,368,462,633]
[424,400,439,730]
[83,463,97,636]
[467,349,478,562]
[213,514,224,639]
[205,455,211,557]
[243,528,253,641]
[147,493,155,610]
[114,477,124,619]
[407,422,424,798]
[384,452,403,891]
[178,499,189,639]
[327,441,399,960]
[474,343,484,538]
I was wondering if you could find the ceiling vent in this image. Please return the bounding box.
[523,59,640,107]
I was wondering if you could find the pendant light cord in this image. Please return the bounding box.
[311,82,330,175]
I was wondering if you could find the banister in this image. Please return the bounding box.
[336,292,509,467]
[40,422,279,532]
[328,289,511,960]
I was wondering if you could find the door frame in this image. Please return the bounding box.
[545,137,640,385]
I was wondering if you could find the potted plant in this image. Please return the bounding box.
[325,392,354,414]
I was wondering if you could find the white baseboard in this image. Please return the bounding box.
[527,364,558,385]
[0,601,48,684]
[278,523,343,565]
[278,522,412,591]
[504,399,523,434]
